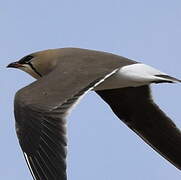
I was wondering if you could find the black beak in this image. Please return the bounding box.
[7,62,24,68]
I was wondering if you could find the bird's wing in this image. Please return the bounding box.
[96,85,181,170]
[14,56,124,180]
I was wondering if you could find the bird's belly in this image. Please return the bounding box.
[94,72,150,90]
[94,63,167,90]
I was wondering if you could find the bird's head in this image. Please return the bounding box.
[7,49,61,79]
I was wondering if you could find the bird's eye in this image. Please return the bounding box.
[19,55,34,64]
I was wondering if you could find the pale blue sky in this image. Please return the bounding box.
[1,0,181,179]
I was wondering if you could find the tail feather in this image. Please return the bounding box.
[155,74,181,83]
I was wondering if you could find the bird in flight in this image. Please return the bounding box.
[7,48,181,180]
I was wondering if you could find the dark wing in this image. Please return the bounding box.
[96,85,181,170]
[15,80,99,180]
[15,103,67,180]
[14,53,126,180]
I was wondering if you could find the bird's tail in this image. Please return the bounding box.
[153,74,181,84]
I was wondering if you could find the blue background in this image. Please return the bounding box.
[1,0,181,179]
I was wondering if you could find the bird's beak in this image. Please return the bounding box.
[7,62,24,68]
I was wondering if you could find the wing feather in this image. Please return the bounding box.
[14,49,134,179]
[96,85,181,170]
[15,68,118,179]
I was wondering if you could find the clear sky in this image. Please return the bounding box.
[1,0,181,179]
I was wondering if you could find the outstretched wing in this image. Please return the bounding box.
[14,53,127,180]
[96,85,181,170]
[15,78,102,180]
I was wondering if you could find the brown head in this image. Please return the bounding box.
[7,49,62,79]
